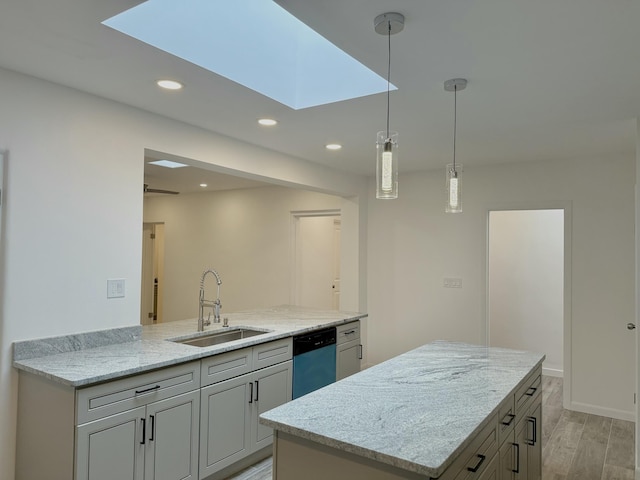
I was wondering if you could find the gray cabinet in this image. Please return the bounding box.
[76,406,145,480]
[336,321,361,380]
[496,368,542,480]
[199,338,293,479]
[76,363,201,480]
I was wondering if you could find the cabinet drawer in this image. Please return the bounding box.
[515,367,541,415]
[252,338,292,370]
[336,321,360,345]
[76,361,200,424]
[497,395,516,446]
[201,347,253,387]
[437,414,498,480]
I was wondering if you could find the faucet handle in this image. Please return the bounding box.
[223,317,229,328]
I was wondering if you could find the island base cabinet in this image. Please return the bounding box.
[76,390,200,480]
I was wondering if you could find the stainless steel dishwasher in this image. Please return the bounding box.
[292,327,337,399]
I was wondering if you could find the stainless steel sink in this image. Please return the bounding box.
[171,328,267,347]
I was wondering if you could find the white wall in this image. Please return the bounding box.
[0,67,366,480]
[143,187,344,320]
[367,155,635,420]
[488,209,564,375]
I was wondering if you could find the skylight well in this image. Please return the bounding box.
[103,0,394,109]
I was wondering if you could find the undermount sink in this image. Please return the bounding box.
[171,328,268,348]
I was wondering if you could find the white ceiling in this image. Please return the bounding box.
[1,0,639,190]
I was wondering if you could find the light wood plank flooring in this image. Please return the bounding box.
[226,376,635,480]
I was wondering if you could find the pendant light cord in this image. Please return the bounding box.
[453,85,457,174]
[386,21,391,140]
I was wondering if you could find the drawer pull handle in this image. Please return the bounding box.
[254,380,259,402]
[525,386,537,397]
[135,385,161,395]
[527,416,537,446]
[512,443,520,473]
[467,454,486,473]
[140,418,146,445]
[249,382,254,404]
[344,330,356,335]
[501,413,516,426]
[358,344,363,360]
[149,415,155,442]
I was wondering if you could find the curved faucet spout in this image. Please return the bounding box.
[198,268,223,331]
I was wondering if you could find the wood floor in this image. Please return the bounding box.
[226,376,635,480]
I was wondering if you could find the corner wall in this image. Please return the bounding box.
[367,155,635,420]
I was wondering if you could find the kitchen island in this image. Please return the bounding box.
[260,341,544,480]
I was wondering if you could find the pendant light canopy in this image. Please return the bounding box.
[375,12,404,200]
[444,78,467,213]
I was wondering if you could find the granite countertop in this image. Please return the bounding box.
[260,341,544,479]
[12,305,366,387]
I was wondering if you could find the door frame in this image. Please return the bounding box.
[484,201,573,410]
[289,209,341,308]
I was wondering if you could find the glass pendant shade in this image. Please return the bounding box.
[445,163,462,213]
[376,131,399,199]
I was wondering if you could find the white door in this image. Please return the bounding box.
[141,224,155,325]
[293,213,341,310]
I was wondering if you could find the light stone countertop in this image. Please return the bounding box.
[260,341,544,479]
[12,305,366,387]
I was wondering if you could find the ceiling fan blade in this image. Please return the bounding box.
[143,184,179,195]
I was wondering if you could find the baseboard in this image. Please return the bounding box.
[542,367,563,377]
[569,400,635,422]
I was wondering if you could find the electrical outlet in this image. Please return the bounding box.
[107,279,126,298]
[443,277,463,289]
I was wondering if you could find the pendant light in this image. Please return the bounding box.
[374,12,404,199]
[444,78,467,213]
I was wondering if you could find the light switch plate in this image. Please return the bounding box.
[107,278,126,298]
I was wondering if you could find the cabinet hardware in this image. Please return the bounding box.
[140,418,146,445]
[525,386,537,397]
[254,381,259,402]
[149,415,155,442]
[501,413,515,426]
[249,382,254,404]
[135,385,161,395]
[467,454,486,473]
[527,417,537,446]
[512,443,520,473]
[358,344,363,360]
[344,330,356,335]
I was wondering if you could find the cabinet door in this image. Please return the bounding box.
[514,419,529,479]
[76,406,145,480]
[336,340,361,381]
[499,433,516,480]
[199,374,251,478]
[251,361,293,450]
[526,401,542,480]
[145,391,200,480]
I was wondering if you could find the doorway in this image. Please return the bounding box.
[291,210,341,310]
[487,209,565,377]
[141,222,165,324]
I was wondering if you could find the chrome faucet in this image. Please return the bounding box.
[198,268,222,331]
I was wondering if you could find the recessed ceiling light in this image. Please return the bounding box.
[148,159,188,168]
[326,144,342,150]
[258,118,278,126]
[200,183,208,188]
[157,79,183,90]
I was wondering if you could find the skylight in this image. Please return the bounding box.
[103,0,394,110]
